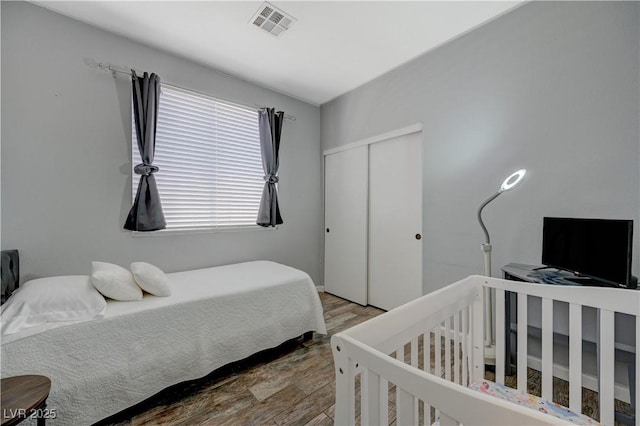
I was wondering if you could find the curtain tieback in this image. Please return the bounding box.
[264,174,279,184]
[134,163,159,176]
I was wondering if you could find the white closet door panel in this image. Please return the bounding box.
[368,132,422,311]
[324,146,368,305]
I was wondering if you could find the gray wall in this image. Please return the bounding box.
[1,1,323,284]
[322,1,640,295]
[0,3,3,251]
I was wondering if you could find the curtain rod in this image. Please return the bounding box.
[86,58,296,121]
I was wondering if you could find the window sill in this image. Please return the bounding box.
[132,225,278,238]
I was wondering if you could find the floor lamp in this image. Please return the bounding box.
[477,169,526,364]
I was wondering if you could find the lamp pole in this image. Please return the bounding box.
[476,169,527,365]
[477,191,501,360]
[478,191,501,275]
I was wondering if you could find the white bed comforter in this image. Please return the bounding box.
[0,261,326,425]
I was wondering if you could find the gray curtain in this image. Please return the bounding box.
[124,70,166,231]
[257,108,284,227]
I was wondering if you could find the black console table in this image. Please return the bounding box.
[502,263,637,426]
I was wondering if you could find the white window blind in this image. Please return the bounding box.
[132,84,264,231]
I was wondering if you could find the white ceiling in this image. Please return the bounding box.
[33,1,523,105]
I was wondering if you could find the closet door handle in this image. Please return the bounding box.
[415,233,422,240]
[326,228,330,233]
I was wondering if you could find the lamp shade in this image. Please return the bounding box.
[499,169,526,192]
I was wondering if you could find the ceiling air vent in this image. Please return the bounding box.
[250,2,296,38]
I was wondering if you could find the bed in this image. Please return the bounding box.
[1,256,326,425]
[331,275,639,426]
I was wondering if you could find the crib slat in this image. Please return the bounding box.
[361,368,369,425]
[397,387,416,425]
[435,325,442,378]
[434,324,442,418]
[380,378,389,426]
[424,332,431,373]
[517,293,528,392]
[424,404,430,426]
[569,303,582,413]
[541,298,553,400]
[411,338,419,421]
[599,309,615,426]
[462,307,469,386]
[397,344,404,363]
[363,369,380,426]
[445,318,452,381]
[495,288,506,385]
[423,332,431,426]
[454,311,460,384]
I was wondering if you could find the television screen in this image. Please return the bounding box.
[542,217,633,286]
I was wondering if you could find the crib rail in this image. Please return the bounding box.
[489,277,639,426]
[333,333,562,425]
[331,275,640,426]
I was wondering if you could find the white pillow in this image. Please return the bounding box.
[90,261,142,301]
[0,275,107,336]
[130,262,172,297]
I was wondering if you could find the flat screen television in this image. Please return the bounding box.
[542,217,633,287]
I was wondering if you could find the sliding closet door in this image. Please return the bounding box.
[368,132,423,311]
[324,146,368,305]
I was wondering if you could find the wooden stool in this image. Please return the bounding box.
[1,375,52,426]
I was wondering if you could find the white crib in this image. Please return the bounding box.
[331,275,640,426]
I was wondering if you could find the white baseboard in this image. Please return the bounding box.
[434,325,631,404]
[526,355,630,404]
[316,286,325,293]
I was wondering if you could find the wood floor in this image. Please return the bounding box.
[109,292,383,426]
[105,292,632,426]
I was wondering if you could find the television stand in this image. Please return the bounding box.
[563,276,617,287]
[502,263,638,288]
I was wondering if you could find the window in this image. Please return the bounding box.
[132,85,264,231]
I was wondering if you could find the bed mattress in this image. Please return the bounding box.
[1,261,326,425]
[469,381,599,425]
